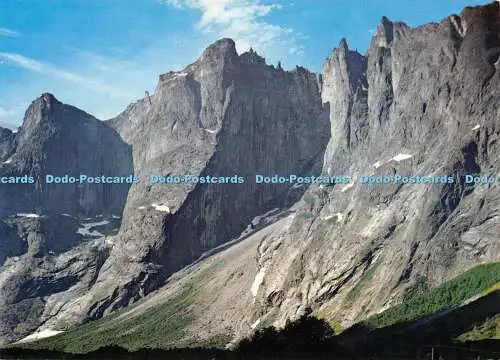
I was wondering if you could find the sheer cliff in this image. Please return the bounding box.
[0,1,499,349]
[245,1,500,333]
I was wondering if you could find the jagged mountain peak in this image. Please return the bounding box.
[199,37,238,63]
[26,92,59,114]
[338,37,349,52]
[374,15,394,48]
[460,1,500,34]
[1,1,499,350]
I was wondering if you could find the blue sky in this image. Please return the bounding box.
[0,0,491,126]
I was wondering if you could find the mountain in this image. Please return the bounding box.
[0,122,16,131]
[0,0,499,351]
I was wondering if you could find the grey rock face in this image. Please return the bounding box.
[0,94,131,343]
[245,2,500,332]
[0,93,133,218]
[1,2,499,347]
[76,38,330,320]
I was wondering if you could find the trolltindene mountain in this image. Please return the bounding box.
[0,1,499,348]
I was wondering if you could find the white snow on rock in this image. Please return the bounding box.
[472,124,480,131]
[373,161,382,169]
[16,213,40,218]
[12,129,18,134]
[322,213,343,223]
[251,267,266,297]
[152,203,170,213]
[203,128,217,134]
[138,206,146,210]
[76,220,109,237]
[83,220,110,227]
[173,72,188,78]
[76,228,103,237]
[389,153,413,162]
[3,157,13,164]
[61,213,71,217]
[251,318,261,329]
[111,215,121,219]
[341,178,355,193]
[18,329,64,343]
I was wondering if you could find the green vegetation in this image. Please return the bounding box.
[23,287,199,354]
[345,262,379,303]
[481,281,500,296]
[458,314,500,341]
[302,194,316,206]
[403,275,429,301]
[363,262,500,329]
[197,334,232,348]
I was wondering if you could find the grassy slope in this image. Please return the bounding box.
[22,287,198,353]
[363,262,500,329]
[14,257,500,354]
[459,313,500,341]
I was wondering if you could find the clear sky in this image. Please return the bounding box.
[0,0,491,126]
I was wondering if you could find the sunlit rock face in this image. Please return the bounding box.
[0,39,329,343]
[0,2,499,347]
[245,2,500,333]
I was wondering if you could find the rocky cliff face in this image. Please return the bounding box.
[59,38,330,322]
[0,1,499,347]
[0,40,329,342]
[0,93,132,218]
[244,1,500,334]
[0,95,131,343]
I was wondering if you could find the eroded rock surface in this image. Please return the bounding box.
[0,2,499,347]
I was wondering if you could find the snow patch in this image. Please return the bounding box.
[251,318,261,329]
[16,213,40,218]
[138,206,146,210]
[373,161,382,169]
[203,128,217,134]
[83,220,110,227]
[251,267,266,297]
[152,203,170,213]
[12,129,18,134]
[76,220,109,237]
[111,215,121,219]
[61,213,71,217]
[3,157,13,164]
[472,124,480,131]
[341,180,355,193]
[389,153,413,162]
[322,213,343,223]
[18,329,64,343]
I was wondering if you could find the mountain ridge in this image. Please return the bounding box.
[0,1,499,349]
